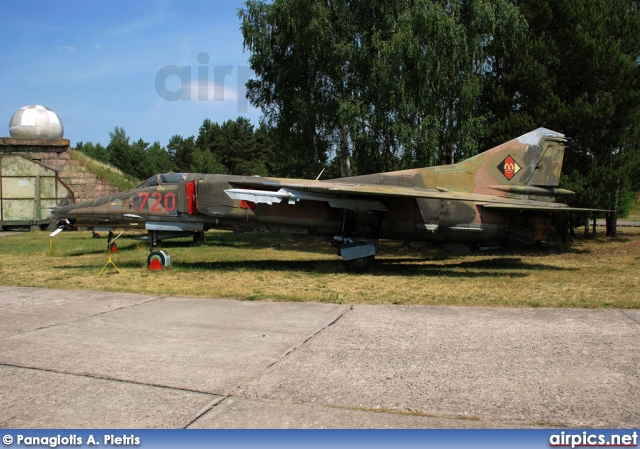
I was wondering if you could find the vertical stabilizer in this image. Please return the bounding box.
[412,128,568,195]
[476,128,567,188]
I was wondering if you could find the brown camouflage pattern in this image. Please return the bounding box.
[52,129,594,249]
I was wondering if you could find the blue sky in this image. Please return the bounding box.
[0,0,262,147]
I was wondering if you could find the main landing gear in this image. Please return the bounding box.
[334,236,378,274]
[345,255,375,273]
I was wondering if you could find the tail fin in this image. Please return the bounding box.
[416,128,568,194]
[483,128,567,187]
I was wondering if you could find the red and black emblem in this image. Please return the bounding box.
[497,155,521,181]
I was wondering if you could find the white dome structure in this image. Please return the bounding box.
[9,105,64,138]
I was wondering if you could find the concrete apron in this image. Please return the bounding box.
[0,286,638,428]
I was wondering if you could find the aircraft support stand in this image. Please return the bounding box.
[98,232,124,277]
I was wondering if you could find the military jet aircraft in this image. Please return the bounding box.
[52,128,599,272]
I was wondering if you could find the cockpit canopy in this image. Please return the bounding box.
[135,173,188,189]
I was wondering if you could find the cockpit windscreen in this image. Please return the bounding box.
[134,173,187,189]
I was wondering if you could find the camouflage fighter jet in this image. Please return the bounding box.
[51,128,599,272]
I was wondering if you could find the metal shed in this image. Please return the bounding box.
[0,154,74,230]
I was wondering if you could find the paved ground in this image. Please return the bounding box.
[591,220,640,228]
[0,232,21,238]
[0,286,638,429]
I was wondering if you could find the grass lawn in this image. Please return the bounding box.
[0,226,638,308]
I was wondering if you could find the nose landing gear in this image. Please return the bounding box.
[147,250,170,271]
[146,230,170,270]
[193,231,205,246]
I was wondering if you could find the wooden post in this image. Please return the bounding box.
[584,216,590,238]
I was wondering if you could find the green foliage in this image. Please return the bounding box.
[107,127,132,173]
[482,0,640,214]
[146,141,173,175]
[75,119,278,181]
[129,138,151,179]
[196,117,274,176]
[628,194,640,221]
[78,129,176,182]
[240,0,527,176]
[75,141,109,163]
[167,134,196,172]
[192,147,226,174]
[241,0,333,178]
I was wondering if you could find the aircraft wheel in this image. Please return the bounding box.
[345,255,374,274]
[193,231,205,246]
[147,250,167,271]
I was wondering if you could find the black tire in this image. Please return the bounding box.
[147,250,167,270]
[345,255,374,273]
[193,231,205,246]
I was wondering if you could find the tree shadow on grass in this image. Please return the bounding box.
[65,242,145,256]
[52,260,145,270]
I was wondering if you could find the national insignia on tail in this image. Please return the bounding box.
[497,155,521,181]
